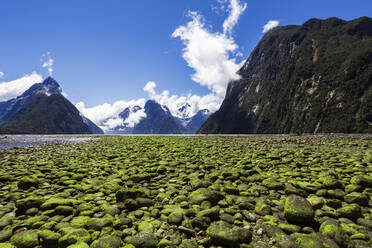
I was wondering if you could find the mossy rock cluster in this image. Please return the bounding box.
[0,135,371,247]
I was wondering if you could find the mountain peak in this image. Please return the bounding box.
[39,77,62,96]
[43,76,59,86]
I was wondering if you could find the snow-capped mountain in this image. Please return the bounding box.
[174,103,192,119]
[0,77,103,134]
[110,100,212,134]
[174,109,211,133]
[0,77,62,125]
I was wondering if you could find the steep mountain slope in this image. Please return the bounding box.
[0,77,62,125]
[199,17,372,134]
[82,116,104,134]
[0,77,103,134]
[0,94,93,134]
[133,100,181,134]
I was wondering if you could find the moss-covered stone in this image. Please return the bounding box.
[191,216,211,229]
[206,221,239,247]
[344,192,369,206]
[0,229,12,243]
[254,198,272,216]
[131,231,157,248]
[188,188,222,205]
[167,212,183,225]
[284,194,314,224]
[351,175,372,188]
[70,216,91,228]
[17,176,39,190]
[38,229,61,245]
[66,242,90,248]
[0,217,12,230]
[319,218,350,246]
[0,243,16,248]
[116,188,148,202]
[40,198,78,210]
[336,203,361,219]
[16,196,44,213]
[54,205,74,216]
[86,217,113,231]
[278,223,301,234]
[90,235,122,248]
[10,230,39,248]
[58,228,91,248]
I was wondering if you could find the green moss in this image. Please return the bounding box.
[66,242,90,248]
[206,221,240,247]
[254,199,272,216]
[0,135,371,248]
[70,216,91,228]
[17,176,39,190]
[58,228,91,248]
[90,235,122,248]
[10,230,39,248]
[284,195,314,224]
[86,217,113,231]
[0,243,16,248]
[336,203,361,219]
[116,188,148,202]
[38,229,61,244]
[40,198,78,210]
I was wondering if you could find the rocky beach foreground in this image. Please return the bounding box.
[0,135,371,247]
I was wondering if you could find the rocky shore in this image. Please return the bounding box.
[0,135,371,247]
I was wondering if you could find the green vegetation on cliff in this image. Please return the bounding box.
[199,17,372,134]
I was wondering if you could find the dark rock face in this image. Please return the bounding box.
[82,116,104,134]
[0,77,102,134]
[0,94,92,134]
[133,100,181,134]
[199,17,372,134]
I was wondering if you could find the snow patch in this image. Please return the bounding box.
[252,104,260,114]
[255,83,260,93]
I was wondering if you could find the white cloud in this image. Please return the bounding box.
[223,0,247,36]
[145,81,222,118]
[41,52,54,76]
[262,20,279,33]
[76,98,146,132]
[0,72,43,102]
[76,0,248,133]
[123,108,147,128]
[172,0,246,97]
[143,81,156,96]
[0,72,4,79]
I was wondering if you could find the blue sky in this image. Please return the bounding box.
[0,0,370,130]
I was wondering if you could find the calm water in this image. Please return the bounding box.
[0,135,96,149]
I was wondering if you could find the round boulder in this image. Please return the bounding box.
[284,194,314,224]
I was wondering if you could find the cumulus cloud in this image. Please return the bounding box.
[223,0,247,36]
[143,81,156,96]
[76,98,146,132]
[262,20,279,33]
[41,52,54,76]
[76,0,247,133]
[144,81,222,118]
[0,72,4,79]
[172,0,246,97]
[123,108,147,128]
[0,72,43,102]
